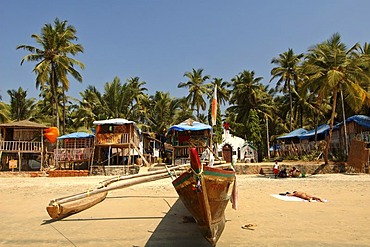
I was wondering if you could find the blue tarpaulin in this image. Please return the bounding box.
[277,128,307,140]
[168,120,211,132]
[298,124,329,140]
[334,115,370,129]
[277,115,370,141]
[57,132,94,140]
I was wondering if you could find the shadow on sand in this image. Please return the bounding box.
[145,199,210,247]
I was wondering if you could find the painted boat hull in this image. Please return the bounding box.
[172,148,235,246]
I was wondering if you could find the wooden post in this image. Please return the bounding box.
[128,124,132,166]
[108,145,111,166]
[172,134,175,165]
[89,146,95,175]
[18,150,21,172]
[41,128,44,171]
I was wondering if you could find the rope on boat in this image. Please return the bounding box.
[86,187,93,197]
[190,164,204,192]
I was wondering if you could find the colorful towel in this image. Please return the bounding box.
[270,194,328,202]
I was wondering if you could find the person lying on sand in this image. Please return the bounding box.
[286,191,324,202]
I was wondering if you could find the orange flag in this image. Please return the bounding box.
[211,86,217,126]
[44,127,59,143]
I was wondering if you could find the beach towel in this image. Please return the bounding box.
[270,194,328,202]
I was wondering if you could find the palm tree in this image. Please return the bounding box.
[206,78,229,106]
[0,101,10,123]
[126,76,149,123]
[270,48,304,131]
[146,91,185,134]
[178,68,210,118]
[7,87,36,121]
[226,70,274,159]
[17,18,85,133]
[69,88,100,130]
[102,76,131,119]
[302,33,370,164]
[227,70,265,125]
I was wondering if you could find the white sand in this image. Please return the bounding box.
[1,173,370,246]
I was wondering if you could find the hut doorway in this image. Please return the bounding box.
[222,144,232,163]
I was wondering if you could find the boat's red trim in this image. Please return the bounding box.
[190,147,201,173]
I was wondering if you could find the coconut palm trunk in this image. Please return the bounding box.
[340,87,348,156]
[325,88,338,164]
[288,79,293,131]
[51,63,60,131]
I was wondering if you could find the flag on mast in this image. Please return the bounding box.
[211,85,217,126]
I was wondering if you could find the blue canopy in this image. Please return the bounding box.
[277,128,307,140]
[334,115,370,129]
[57,132,95,140]
[168,119,211,132]
[299,124,329,140]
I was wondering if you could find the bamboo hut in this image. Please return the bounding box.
[54,132,95,170]
[0,120,47,171]
[277,125,329,158]
[167,119,212,165]
[334,115,370,172]
[92,118,149,175]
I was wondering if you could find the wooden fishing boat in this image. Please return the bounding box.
[172,148,236,246]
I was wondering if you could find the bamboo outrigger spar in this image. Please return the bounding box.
[46,164,188,220]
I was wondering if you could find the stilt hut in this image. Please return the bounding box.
[0,120,47,171]
[92,118,149,175]
[54,132,95,170]
[167,119,212,165]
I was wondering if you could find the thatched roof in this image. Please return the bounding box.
[0,120,48,129]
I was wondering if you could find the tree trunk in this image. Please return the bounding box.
[288,80,293,131]
[340,88,348,157]
[266,116,270,159]
[324,88,338,164]
[51,64,60,131]
[62,90,66,135]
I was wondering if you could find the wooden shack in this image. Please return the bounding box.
[331,115,370,157]
[167,119,212,165]
[54,132,95,170]
[0,120,47,171]
[91,118,148,175]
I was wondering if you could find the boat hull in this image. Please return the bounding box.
[173,165,235,246]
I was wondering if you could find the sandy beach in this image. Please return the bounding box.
[1,171,370,247]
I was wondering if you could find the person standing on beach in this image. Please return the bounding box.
[273,160,279,179]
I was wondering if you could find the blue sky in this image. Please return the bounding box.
[1,0,370,103]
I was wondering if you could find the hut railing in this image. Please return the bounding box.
[95,133,129,145]
[173,145,206,158]
[95,133,140,146]
[0,140,42,152]
[55,147,94,162]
